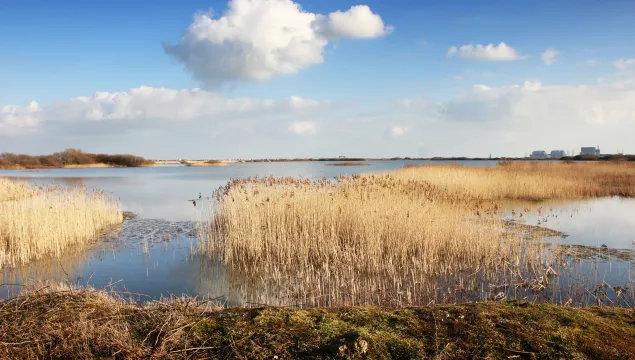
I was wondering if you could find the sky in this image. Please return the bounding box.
[1,0,634,159]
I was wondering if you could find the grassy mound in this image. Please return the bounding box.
[1,288,634,359]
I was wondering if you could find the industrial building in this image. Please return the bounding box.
[580,146,600,156]
[550,150,566,159]
[530,150,548,159]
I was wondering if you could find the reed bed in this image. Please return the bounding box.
[0,179,122,269]
[400,161,635,200]
[197,162,635,307]
[198,174,527,290]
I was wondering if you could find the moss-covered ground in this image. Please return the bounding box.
[1,289,634,359]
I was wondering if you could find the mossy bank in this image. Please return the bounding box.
[1,288,634,359]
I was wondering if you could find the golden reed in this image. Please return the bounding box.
[0,178,122,269]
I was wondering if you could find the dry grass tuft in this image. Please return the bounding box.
[1,286,634,359]
[0,178,122,269]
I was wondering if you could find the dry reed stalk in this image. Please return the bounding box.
[0,180,122,269]
[0,178,38,202]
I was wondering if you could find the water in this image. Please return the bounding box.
[1,161,634,306]
[0,160,495,221]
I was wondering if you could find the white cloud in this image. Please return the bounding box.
[540,48,558,65]
[4,80,635,157]
[447,42,523,61]
[389,125,408,137]
[397,79,635,155]
[313,5,392,39]
[612,58,635,70]
[0,86,328,137]
[163,0,391,85]
[288,121,316,135]
[0,101,43,136]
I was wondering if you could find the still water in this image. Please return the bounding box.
[1,161,634,306]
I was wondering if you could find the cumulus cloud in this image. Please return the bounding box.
[0,86,328,137]
[613,58,635,70]
[540,48,558,65]
[312,5,393,39]
[288,121,316,135]
[447,42,523,61]
[163,0,391,85]
[0,101,43,136]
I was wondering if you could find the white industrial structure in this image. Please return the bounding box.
[530,150,548,159]
[580,146,600,156]
[550,150,566,159]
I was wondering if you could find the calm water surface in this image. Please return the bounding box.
[1,161,633,306]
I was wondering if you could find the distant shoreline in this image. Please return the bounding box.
[152,155,634,163]
[3,154,633,171]
[0,149,155,170]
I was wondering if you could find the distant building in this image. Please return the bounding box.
[580,147,600,156]
[530,150,548,159]
[550,150,566,159]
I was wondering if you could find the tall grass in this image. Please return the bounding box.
[201,175,517,276]
[399,162,635,200]
[0,178,122,269]
[197,162,635,306]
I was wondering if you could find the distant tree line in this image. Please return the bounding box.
[0,148,152,169]
[561,154,635,162]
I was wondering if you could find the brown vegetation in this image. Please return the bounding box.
[1,287,634,359]
[326,162,370,166]
[402,161,635,200]
[0,148,154,169]
[0,178,122,269]
[201,162,635,274]
[185,160,229,167]
[196,162,635,306]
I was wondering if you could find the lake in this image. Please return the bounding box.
[1,161,634,306]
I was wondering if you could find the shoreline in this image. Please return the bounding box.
[0,162,158,171]
[1,288,633,359]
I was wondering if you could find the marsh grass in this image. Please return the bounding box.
[0,178,122,269]
[400,161,635,200]
[197,162,635,307]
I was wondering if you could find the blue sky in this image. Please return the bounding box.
[1,0,634,158]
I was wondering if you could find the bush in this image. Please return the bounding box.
[0,149,150,169]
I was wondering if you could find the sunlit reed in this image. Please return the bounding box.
[0,178,122,269]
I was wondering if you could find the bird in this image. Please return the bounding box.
[199,192,202,199]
